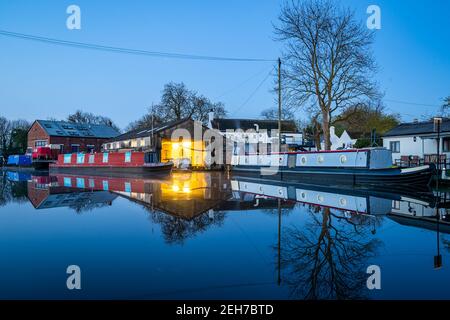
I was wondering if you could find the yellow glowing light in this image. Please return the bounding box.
[182,187,191,193]
[172,143,179,149]
[182,141,191,148]
[172,185,180,192]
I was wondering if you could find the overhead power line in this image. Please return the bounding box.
[231,67,276,116]
[0,29,275,62]
[385,98,440,108]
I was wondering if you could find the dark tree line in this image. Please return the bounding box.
[66,110,121,133]
[127,82,227,131]
[0,117,31,158]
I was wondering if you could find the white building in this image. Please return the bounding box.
[321,126,357,150]
[208,112,304,155]
[383,119,449,164]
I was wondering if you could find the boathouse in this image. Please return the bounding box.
[27,120,120,154]
[383,118,450,165]
[103,118,216,169]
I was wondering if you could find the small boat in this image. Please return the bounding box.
[231,148,434,187]
[50,151,173,178]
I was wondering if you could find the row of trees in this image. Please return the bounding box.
[126,82,227,131]
[0,117,31,157]
[66,110,121,133]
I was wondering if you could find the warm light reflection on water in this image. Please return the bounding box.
[0,169,449,299]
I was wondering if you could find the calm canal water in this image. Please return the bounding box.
[0,169,449,300]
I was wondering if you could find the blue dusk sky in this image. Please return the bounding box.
[0,0,449,129]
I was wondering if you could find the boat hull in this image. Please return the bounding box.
[50,163,173,178]
[32,160,55,170]
[231,165,434,188]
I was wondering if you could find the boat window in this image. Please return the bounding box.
[88,155,95,164]
[63,154,72,164]
[103,153,109,163]
[125,152,132,163]
[76,178,85,188]
[76,153,85,164]
[63,177,72,187]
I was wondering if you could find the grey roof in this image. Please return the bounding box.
[211,118,298,132]
[105,118,190,142]
[383,119,450,137]
[35,120,120,138]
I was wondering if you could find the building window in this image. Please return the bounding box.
[71,144,80,153]
[86,145,95,153]
[443,138,450,152]
[35,140,47,147]
[389,141,400,153]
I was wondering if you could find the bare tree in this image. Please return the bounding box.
[260,107,296,120]
[275,0,379,149]
[67,110,121,133]
[440,96,450,116]
[127,82,227,131]
[191,95,227,124]
[0,117,12,158]
[155,82,194,121]
[279,206,381,299]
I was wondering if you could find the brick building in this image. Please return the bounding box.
[27,120,120,154]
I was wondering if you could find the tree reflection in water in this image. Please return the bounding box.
[146,208,226,244]
[280,205,382,299]
[0,173,28,207]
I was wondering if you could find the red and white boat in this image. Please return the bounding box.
[50,151,173,178]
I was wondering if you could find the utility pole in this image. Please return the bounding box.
[151,104,154,150]
[434,117,442,190]
[278,58,282,150]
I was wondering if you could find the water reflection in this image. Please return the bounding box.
[1,169,450,299]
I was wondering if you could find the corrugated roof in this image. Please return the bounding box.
[383,119,450,137]
[211,118,298,132]
[35,120,120,138]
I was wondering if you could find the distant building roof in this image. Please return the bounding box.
[383,119,450,137]
[105,118,190,143]
[34,120,120,139]
[211,118,298,132]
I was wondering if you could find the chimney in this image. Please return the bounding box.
[208,110,215,129]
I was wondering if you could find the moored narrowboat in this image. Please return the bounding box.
[50,151,173,178]
[231,148,434,187]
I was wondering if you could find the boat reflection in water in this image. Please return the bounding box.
[230,176,449,299]
[2,169,450,299]
[25,171,232,243]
